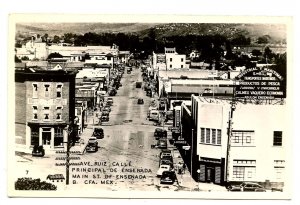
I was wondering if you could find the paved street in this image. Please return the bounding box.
[15,66,226,192]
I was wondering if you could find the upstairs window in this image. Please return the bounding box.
[44,84,50,98]
[232,130,255,146]
[170,58,172,62]
[56,84,63,98]
[43,106,50,121]
[181,58,183,62]
[32,105,38,120]
[32,83,38,98]
[56,106,62,121]
[273,131,282,146]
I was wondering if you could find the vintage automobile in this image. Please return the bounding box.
[32,145,45,157]
[156,164,172,177]
[102,106,111,112]
[227,182,267,192]
[107,97,113,105]
[157,139,167,149]
[154,128,167,139]
[160,149,172,158]
[160,171,177,184]
[137,98,144,104]
[100,115,109,122]
[93,128,104,139]
[86,141,98,152]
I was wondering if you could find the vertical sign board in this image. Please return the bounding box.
[235,67,286,100]
[174,109,181,127]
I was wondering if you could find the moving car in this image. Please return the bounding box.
[154,128,167,139]
[136,82,142,88]
[93,128,104,139]
[32,145,45,157]
[227,182,267,192]
[156,164,172,177]
[88,137,98,146]
[137,98,144,104]
[160,171,177,184]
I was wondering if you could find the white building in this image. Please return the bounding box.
[164,47,187,69]
[180,95,288,189]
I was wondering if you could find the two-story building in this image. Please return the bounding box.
[15,66,78,152]
[179,95,287,189]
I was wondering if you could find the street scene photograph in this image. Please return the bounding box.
[7,14,292,199]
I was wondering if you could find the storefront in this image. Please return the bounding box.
[198,157,225,185]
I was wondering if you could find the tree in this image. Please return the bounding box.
[53,35,61,44]
[47,52,63,59]
[21,56,29,61]
[252,49,262,57]
[15,55,21,63]
[257,35,270,44]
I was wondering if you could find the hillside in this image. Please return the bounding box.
[16,22,286,44]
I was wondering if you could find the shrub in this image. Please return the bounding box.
[15,177,57,190]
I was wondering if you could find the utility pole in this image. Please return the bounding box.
[65,123,72,185]
[225,80,236,184]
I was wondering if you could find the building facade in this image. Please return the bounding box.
[179,95,287,188]
[15,67,77,151]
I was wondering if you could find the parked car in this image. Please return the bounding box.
[157,139,167,149]
[160,149,172,158]
[137,98,144,104]
[101,115,109,122]
[107,97,113,105]
[156,164,172,177]
[108,89,117,96]
[154,128,167,139]
[160,155,173,165]
[227,182,267,192]
[32,145,45,157]
[93,128,104,139]
[160,171,177,184]
[159,159,173,168]
[88,137,98,146]
[102,106,111,112]
[86,141,98,152]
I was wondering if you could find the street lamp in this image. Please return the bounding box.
[197,169,201,191]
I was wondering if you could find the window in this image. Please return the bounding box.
[32,105,38,120]
[181,58,183,62]
[232,130,255,146]
[30,127,39,146]
[56,106,62,121]
[44,84,50,97]
[170,64,172,68]
[43,106,50,121]
[170,58,172,62]
[200,128,205,143]
[107,56,111,60]
[217,129,221,145]
[212,129,216,144]
[232,160,256,181]
[56,84,63,98]
[206,128,210,143]
[273,131,282,146]
[181,65,183,68]
[54,127,64,147]
[32,83,38,98]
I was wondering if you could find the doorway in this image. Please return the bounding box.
[42,128,51,148]
[206,167,215,183]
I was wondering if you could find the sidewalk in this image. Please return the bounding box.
[70,109,99,154]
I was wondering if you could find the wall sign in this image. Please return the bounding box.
[235,67,286,100]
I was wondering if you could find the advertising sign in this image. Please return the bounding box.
[235,67,286,100]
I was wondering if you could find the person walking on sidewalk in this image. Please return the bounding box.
[182,163,186,174]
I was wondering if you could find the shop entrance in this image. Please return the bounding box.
[42,128,51,148]
[206,167,215,183]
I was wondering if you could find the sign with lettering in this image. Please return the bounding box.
[235,67,286,100]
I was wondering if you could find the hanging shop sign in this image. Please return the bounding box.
[235,67,286,100]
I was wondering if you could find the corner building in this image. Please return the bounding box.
[181,95,287,188]
[15,67,77,152]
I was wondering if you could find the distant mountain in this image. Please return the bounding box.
[138,23,286,43]
[16,22,286,44]
[16,23,160,36]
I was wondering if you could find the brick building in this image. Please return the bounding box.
[15,66,78,151]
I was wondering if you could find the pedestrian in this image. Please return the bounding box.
[182,163,186,174]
